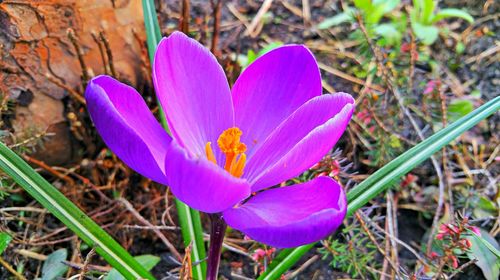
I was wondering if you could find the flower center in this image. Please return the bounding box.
[205,127,247,178]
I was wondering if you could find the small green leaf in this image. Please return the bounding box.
[471,89,482,98]
[433,8,474,24]
[0,233,12,254]
[354,0,371,11]
[41,249,68,280]
[105,255,161,280]
[389,135,402,148]
[477,196,497,212]
[257,42,284,57]
[412,0,423,18]
[372,0,400,13]
[246,50,257,65]
[412,22,439,45]
[421,0,436,24]
[366,0,400,23]
[365,5,385,24]
[466,230,500,280]
[373,23,402,46]
[317,12,354,29]
[244,42,284,68]
[448,99,474,122]
[455,42,465,54]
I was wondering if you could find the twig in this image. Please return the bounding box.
[354,211,400,276]
[122,224,178,230]
[438,85,454,216]
[280,0,302,17]
[202,233,252,260]
[356,14,447,256]
[318,62,385,92]
[161,188,176,226]
[67,28,90,86]
[50,166,112,203]
[301,0,311,26]
[179,243,192,280]
[245,0,274,37]
[0,207,47,213]
[462,13,500,43]
[230,273,254,280]
[180,0,190,33]
[78,247,96,280]
[368,103,415,145]
[0,256,27,280]
[408,13,417,94]
[15,249,48,261]
[227,3,251,29]
[381,219,390,280]
[91,32,109,75]
[45,73,86,105]
[386,192,401,279]
[357,60,376,104]
[285,255,318,279]
[446,259,477,279]
[99,31,117,77]
[22,154,76,186]
[358,211,431,267]
[63,261,111,273]
[118,198,182,261]
[464,43,500,65]
[210,0,223,56]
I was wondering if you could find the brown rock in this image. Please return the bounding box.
[0,0,148,165]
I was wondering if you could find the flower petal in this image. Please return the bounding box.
[85,75,171,185]
[232,45,322,157]
[153,32,233,163]
[223,176,346,248]
[164,142,251,213]
[244,93,354,191]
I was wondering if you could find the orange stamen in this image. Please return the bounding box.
[230,153,246,178]
[217,127,247,174]
[204,127,247,178]
[217,127,246,155]
[205,142,217,164]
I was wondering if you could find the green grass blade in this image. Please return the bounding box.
[142,1,207,278]
[347,95,498,202]
[258,246,313,280]
[347,96,499,213]
[258,96,499,280]
[0,143,154,280]
[175,200,207,279]
[0,232,12,254]
[142,0,162,63]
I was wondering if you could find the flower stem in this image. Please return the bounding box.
[206,213,227,280]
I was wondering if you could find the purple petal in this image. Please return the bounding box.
[245,93,354,191]
[223,176,347,248]
[232,45,322,157]
[153,32,233,163]
[85,75,171,185]
[164,142,251,213]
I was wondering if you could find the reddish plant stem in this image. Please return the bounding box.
[210,0,223,56]
[180,0,190,33]
[207,213,227,280]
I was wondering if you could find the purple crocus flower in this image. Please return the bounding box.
[85,32,354,248]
